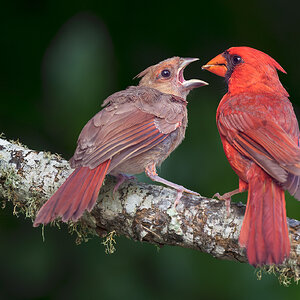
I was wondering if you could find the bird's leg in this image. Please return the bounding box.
[213,189,241,216]
[145,163,200,207]
[113,173,136,194]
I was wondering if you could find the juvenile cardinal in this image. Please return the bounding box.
[34,57,207,227]
[202,47,300,266]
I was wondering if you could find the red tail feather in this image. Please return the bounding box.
[239,167,290,265]
[33,160,111,226]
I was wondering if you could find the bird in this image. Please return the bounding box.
[202,46,300,266]
[34,57,208,227]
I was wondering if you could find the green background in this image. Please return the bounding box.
[1,0,300,299]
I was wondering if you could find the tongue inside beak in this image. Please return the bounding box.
[179,58,208,89]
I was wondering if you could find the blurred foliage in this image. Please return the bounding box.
[1,0,300,299]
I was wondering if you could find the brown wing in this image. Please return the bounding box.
[70,86,186,170]
[218,94,300,184]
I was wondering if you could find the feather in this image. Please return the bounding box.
[209,47,297,265]
[239,166,290,266]
[33,161,110,226]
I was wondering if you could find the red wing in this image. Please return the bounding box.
[219,112,300,183]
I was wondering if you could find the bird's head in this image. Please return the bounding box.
[136,57,208,99]
[202,46,288,97]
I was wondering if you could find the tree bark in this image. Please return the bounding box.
[0,137,299,283]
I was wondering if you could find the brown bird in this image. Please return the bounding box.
[34,57,208,227]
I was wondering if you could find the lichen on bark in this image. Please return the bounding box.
[0,137,299,285]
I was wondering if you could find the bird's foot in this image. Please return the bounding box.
[145,163,200,208]
[173,186,200,208]
[213,189,240,216]
[113,173,136,194]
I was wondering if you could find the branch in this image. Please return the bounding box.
[0,137,299,284]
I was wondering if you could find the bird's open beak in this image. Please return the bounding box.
[202,54,228,77]
[179,58,208,89]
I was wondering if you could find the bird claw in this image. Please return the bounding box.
[145,163,200,209]
[212,192,223,200]
[174,190,183,208]
[212,188,241,216]
[213,192,231,217]
[113,174,136,194]
[184,188,200,197]
[174,186,200,208]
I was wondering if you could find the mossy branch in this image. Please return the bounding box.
[0,137,299,284]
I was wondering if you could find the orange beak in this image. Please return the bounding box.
[202,53,228,77]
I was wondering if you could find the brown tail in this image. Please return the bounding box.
[33,160,111,227]
[239,170,290,266]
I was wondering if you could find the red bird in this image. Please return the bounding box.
[34,57,207,227]
[202,47,300,266]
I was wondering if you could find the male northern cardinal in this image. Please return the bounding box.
[34,57,207,227]
[202,47,300,266]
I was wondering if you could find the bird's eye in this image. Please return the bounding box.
[232,55,242,66]
[161,69,171,78]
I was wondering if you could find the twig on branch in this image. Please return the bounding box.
[0,137,299,284]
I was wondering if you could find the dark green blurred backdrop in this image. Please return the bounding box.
[1,1,300,299]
